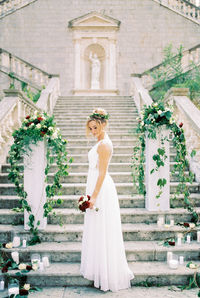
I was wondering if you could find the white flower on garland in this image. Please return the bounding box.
[30,123,35,128]
[141,121,144,126]
[24,284,31,291]
[19,263,27,270]
[48,127,54,131]
[36,124,41,129]
[158,110,162,115]
[5,242,13,249]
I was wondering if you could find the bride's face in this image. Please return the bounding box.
[88,120,104,138]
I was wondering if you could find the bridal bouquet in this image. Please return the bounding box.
[78,195,99,212]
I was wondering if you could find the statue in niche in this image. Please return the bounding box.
[89,52,101,89]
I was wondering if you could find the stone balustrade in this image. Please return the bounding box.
[164,87,200,182]
[0,89,40,167]
[0,0,36,18]
[0,48,50,90]
[155,0,200,22]
[130,76,153,114]
[133,44,200,90]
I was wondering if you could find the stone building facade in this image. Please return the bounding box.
[0,0,200,95]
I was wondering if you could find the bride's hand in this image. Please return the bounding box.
[89,197,96,209]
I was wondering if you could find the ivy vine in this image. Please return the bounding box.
[8,111,72,245]
[132,100,198,223]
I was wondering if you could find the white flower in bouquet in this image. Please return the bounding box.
[158,110,162,115]
[24,284,31,291]
[189,223,195,228]
[19,263,27,270]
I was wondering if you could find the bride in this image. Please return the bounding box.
[80,108,134,292]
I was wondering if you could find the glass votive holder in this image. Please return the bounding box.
[12,231,21,248]
[42,255,50,268]
[22,235,27,248]
[8,279,19,296]
[157,215,164,227]
[197,231,200,243]
[31,253,40,270]
[179,256,184,265]
[185,233,191,244]
[177,233,182,246]
[11,251,19,264]
[167,251,173,264]
[0,276,5,291]
[169,254,179,269]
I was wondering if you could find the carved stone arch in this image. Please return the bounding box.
[69,11,120,96]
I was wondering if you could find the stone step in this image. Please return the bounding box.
[1,161,189,174]
[65,139,138,146]
[54,133,137,140]
[1,193,200,210]
[1,181,198,196]
[1,241,199,263]
[54,107,137,112]
[0,194,144,209]
[0,207,198,225]
[53,115,138,121]
[0,223,196,243]
[2,261,199,287]
[0,170,191,184]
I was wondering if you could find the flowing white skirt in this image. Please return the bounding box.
[80,168,134,292]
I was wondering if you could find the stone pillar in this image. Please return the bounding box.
[74,39,81,90]
[24,141,47,230]
[145,128,170,211]
[109,39,117,90]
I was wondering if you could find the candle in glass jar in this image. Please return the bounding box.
[169,259,178,269]
[179,256,184,265]
[11,251,19,264]
[8,287,19,295]
[42,256,50,268]
[170,219,174,226]
[0,280,4,291]
[167,252,173,264]
[12,236,20,247]
[197,231,200,243]
[186,235,191,244]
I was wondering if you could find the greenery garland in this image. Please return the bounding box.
[132,100,199,223]
[8,111,72,245]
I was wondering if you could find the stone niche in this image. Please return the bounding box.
[68,11,120,96]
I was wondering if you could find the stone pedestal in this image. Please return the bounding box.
[145,128,170,211]
[24,141,47,230]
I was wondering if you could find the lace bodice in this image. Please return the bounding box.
[88,133,113,170]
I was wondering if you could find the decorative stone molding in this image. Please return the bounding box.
[0,0,37,19]
[69,11,120,96]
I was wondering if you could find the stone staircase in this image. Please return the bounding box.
[0,95,200,288]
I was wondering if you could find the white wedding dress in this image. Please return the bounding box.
[80,133,134,292]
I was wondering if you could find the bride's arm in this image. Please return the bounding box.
[89,142,111,209]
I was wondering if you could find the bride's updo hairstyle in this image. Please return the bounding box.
[86,108,109,137]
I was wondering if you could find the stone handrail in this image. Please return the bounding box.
[130,76,153,115]
[0,0,37,18]
[132,43,200,90]
[0,48,52,90]
[0,89,41,167]
[153,0,200,23]
[37,76,60,115]
[164,87,200,182]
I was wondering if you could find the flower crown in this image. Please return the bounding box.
[89,112,110,120]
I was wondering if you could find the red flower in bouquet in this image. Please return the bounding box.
[78,195,91,212]
[78,195,99,212]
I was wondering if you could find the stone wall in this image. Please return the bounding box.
[0,0,200,95]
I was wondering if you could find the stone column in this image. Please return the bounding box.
[109,39,117,90]
[74,39,81,90]
[24,141,47,230]
[145,128,170,211]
